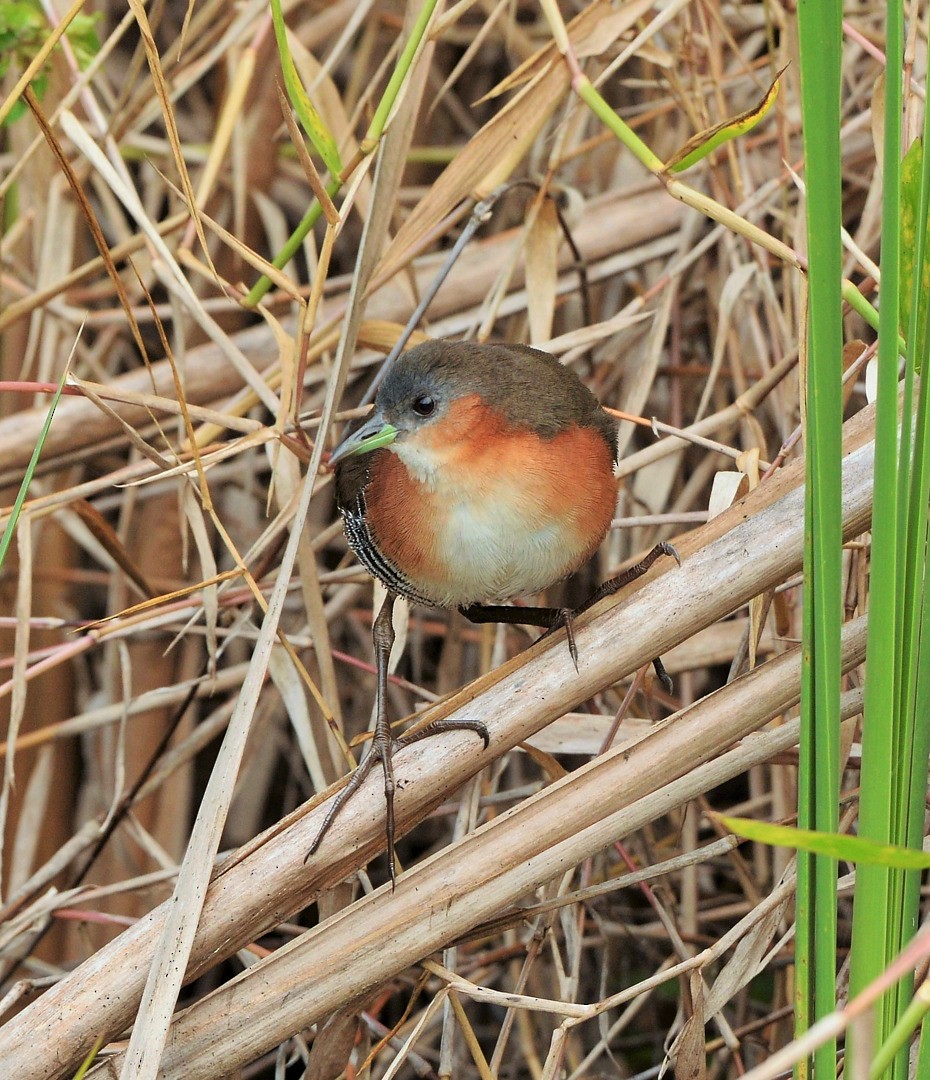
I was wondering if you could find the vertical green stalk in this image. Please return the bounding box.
[895,100,930,1080]
[917,993,930,1080]
[794,2,844,1076]
[898,44,930,880]
[847,0,902,1059]
[361,0,439,152]
[845,1,930,1076]
[245,0,440,306]
[848,4,930,1074]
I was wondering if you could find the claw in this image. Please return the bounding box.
[658,541,682,567]
[652,656,674,696]
[536,607,580,670]
[555,608,579,672]
[400,718,490,751]
[304,732,404,886]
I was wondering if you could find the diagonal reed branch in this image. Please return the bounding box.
[109,619,870,1080]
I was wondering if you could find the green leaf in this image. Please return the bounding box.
[901,137,930,366]
[269,0,342,179]
[3,94,25,123]
[0,0,46,80]
[0,1,99,124]
[0,1,46,40]
[718,815,930,871]
[665,65,786,174]
[67,13,100,70]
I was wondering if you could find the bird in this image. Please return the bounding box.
[307,339,678,884]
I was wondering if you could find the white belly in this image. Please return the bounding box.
[428,491,589,606]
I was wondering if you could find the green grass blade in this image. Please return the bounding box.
[870,988,930,1080]
[0,364,70,570]
[848,3,906,1075]
[892,83,930,1080]
[243,179,339,308]
[717,816,930,869]
[70,1034,105,1080]
[916,1001,930,1080]
[247,1,438,307]
[363,0,440,147]
[794,2,844,1076]
[665,66,785,173]
[899,139,929,356]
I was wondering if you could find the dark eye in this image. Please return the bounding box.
[412,395,436,417]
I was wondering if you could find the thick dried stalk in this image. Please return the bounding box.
[114,619,869,1080]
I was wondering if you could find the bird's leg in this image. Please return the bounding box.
[572,542,681,616]
[460,543,680,688]
[305,591,401,882]
[307,591,489,888]
[372,590,401,883]
[460,601,578,664]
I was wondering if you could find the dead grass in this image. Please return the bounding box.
[0,1,901,1078]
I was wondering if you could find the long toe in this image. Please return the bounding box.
[399,718,490,750]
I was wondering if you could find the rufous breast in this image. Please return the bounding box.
[362,396,618,607]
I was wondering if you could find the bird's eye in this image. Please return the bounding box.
[412,395,436,417]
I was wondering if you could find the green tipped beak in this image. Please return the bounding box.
[329,412,398,466]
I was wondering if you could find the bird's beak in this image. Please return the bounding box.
[329,410,398,466]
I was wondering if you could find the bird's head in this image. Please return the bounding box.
[328,349,452,467]
[328,339,617,480]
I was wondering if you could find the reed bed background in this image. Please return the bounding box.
[0,1,919,1078]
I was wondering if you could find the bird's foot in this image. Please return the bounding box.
[305,722,489,889]
[541,543,681,687]
[304,733,392,868]
[577,542,681,615]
